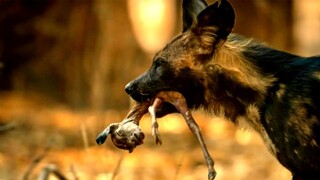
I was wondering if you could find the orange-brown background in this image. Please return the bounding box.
[0,0,319,179]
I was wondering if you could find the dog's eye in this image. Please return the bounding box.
[154,58,165,71]
[154,58,165,66]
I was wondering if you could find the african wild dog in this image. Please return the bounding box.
[124,0,320,179]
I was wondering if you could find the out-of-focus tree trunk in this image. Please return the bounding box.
[64,1,95,109]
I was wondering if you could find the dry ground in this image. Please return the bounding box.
[0,92,291,180]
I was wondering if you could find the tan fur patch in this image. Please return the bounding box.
[236,104,260,131]
[276,84,286,100]
[313,71,320,80]
[288,99,319,146]
[212,35,277,97]
[236,104,278,156]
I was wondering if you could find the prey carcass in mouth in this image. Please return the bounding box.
[96,91,216,179]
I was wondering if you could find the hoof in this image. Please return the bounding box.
[208,171,216,180]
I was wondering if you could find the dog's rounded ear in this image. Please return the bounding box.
[182,0,208,32]
[96,124,118,145]
[193,0,235,43]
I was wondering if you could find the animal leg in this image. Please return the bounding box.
[157,91,216,180]
[148,98,163,145]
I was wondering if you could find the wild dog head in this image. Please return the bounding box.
[125,0,235,117]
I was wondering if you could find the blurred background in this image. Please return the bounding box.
[0,0,319,179]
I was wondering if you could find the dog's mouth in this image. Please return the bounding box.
[131,92,153,103]
[129,91,179,117]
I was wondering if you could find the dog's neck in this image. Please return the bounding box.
[202,34,297,123]
[210,34,279,97]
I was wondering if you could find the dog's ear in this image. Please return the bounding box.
[193,0,235,47]
[182,0,208,32]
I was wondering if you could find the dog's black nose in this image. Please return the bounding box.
[125,80,144,102]
[125,82,133,95]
